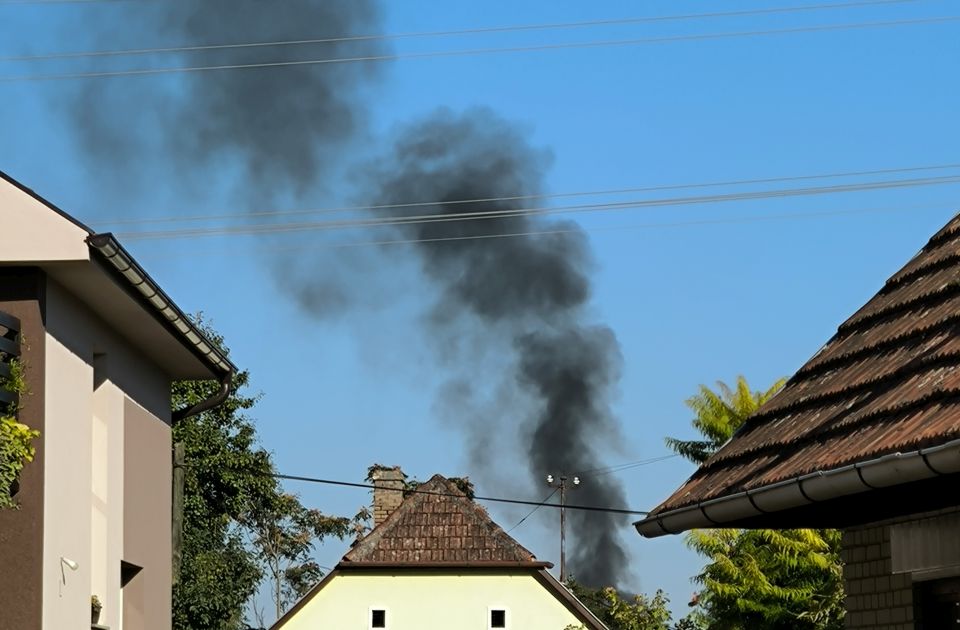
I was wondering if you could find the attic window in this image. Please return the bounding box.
[370,609,386,629]
[490,609,507,628]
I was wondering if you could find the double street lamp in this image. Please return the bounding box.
[545,473,580,583]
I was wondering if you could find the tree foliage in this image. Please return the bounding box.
[667,377,843,630]
[173,319,349,630]
[665,375,785,465]
[0,357,39,509]
[686,528,843,630]
[566,580,699,630]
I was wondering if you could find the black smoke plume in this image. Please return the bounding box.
[69,0,385,315]
[71,0,384,198]
[65,1,631,586]
[365,108,629,586]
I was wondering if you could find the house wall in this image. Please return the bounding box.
[842,506,960,630]
[122,397,172,630]
[0,268,47,630]
[278,570,591,630]
[0,174,90,262]
[40,278,172,630]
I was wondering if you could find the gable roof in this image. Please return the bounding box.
[637,212,960,536]
[270,473,607,630]
[0,169,234,380]
[343,474,545,566]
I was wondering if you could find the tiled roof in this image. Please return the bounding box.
[653,212,960,514]
[342,474,542,566]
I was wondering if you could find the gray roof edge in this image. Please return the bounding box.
[635,438,960,538]
[87,233,236,378]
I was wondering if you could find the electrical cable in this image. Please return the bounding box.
[90,161,960,227]
[506,487,559,533]
[133,202,957,259]
[112,174,960,241]
[270,472,651,516]
[575,455,681,477]
[0,0,918,62]
[3,15,957,82]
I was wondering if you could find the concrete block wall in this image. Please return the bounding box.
[841,523,914,629]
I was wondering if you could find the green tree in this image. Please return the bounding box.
[253,492,350,619]
[665,375,784,464]
[565,580,699,630]
[173,320,348,630]
[666,377,843,630]
[0,357,39,510]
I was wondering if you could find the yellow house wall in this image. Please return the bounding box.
[280,570,589,630]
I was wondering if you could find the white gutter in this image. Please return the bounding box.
[634,438,960,538]
[86,233,235,376]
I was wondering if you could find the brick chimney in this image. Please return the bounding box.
[371,466,405,527]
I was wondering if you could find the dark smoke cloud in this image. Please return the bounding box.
[366,107,630,587]
[67,0,385,315]
[64,1,632,586]
[71,0,384,197]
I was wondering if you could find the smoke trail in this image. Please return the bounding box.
[62,2,631,585]
[67,0,385,315]
[365,107,629,586]
[71,0,384,195]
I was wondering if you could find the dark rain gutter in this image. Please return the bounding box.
[86,233,237,421]
[634,438,960,538]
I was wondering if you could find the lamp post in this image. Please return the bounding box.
[546,473,580,583]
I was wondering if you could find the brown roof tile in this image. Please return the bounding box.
[342,474,543,566]
[653,212,960,514]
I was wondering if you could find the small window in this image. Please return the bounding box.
[490,609,507,628]
[370,609,386,629]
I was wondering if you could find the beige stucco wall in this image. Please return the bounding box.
[41,279,172,630]
[0,178,90,262]
[123,397,172,630]
[280,571,590,630]
[42,331,94,630]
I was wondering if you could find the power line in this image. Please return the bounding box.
[3,15,957,82]
[271,472,651,516]
[133,202,956,260]
[112,174,960,241]
[575,454,681,477]
[0,0,131,4]
[90,162,960,227]
[506,487,559,534]
[0,0,918,63]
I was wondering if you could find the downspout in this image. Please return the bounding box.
[172,369,234,423]
[171,369,234,583]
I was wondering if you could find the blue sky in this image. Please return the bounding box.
[2,0,959,622]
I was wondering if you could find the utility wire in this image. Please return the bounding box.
[506,488,559,534]
[0,0,130,4]
[271,472,651,516]
[112,174,960,241]
[134,203,957,261]
[90,162,960,227]
[0,0,918,63]
[575,455,681,477]
[3,15,957,82]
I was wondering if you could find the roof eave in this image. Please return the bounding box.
[86,233,236,379]
[636,438,960,537]
[337,560,554,569]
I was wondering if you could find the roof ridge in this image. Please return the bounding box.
[342,474,539,566]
